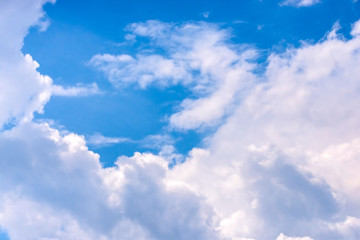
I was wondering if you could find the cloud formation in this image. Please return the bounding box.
[0,122,216,240]
[0,0,55,128]
[2,1,360,240]
[0,0,103,129]
[92,18,360,240]
[90,20,256,130]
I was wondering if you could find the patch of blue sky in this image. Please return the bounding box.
[24,0,359,166]
[0,231,9,240]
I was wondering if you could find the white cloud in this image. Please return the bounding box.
[166,20,360,240]
[1,121,356,240]
[306,139,360,212]
[0,0,101,129]
[201,11,210,18]
[0,122,217,240]
[141,134,175,149]
[159,145,184,165]
[90,53,190,89]
[280,0,320,7]
[0,123,106,239]
[3,1,360,239]
[328,216,360,238]
[0,195,95,240]
[52,83,101,97]
[87,133,132,146]
[167,144,343,239]
[0,0,57,128]
[88,19,360,239]
[0,32,53,127]
[351,19,360,36]
[214,23,360,154]
[90,21,257,130]
[276,233,314,240]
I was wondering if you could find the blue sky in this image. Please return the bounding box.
[23,0,360,166]
[1,0,360,239]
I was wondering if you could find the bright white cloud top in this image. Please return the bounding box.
[1,0,360,240]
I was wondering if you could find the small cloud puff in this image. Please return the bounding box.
[52,83,101,97]
[280,0,320,7]
[87,133,132,146]
[201,11,210,18]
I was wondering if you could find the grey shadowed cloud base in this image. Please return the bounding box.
[1,0,360,240]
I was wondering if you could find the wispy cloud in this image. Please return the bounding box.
[86,133,132,146]
[51,83,101,97]
[201,11,210,18]
[141,134,175,149]
[90,20,257,130]
[280,0,320,7]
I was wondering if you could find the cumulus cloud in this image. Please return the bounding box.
[0,122,216,240]
[231,24,360,152]
[90,20,256,130]
[1,121,357,240]
[305,139,360,212]
[167,145,343,239]
[84,18,360,239]
[165,19,360,240]
[3,0,360,239]
[0,0,54,126]
[0,0,104,129]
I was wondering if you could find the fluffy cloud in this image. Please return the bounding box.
[0,0,55,127]
[1,121,357,240]
[351,20,360,36]
[0,123,216,240]
[3,1,360,240]
[90,20,256,130]
[225,23,360,152]
[87,18,360,239]
[306,139,360,212]
[169,19,360,239]
[167,145,342,239]
[0,0,103,129]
